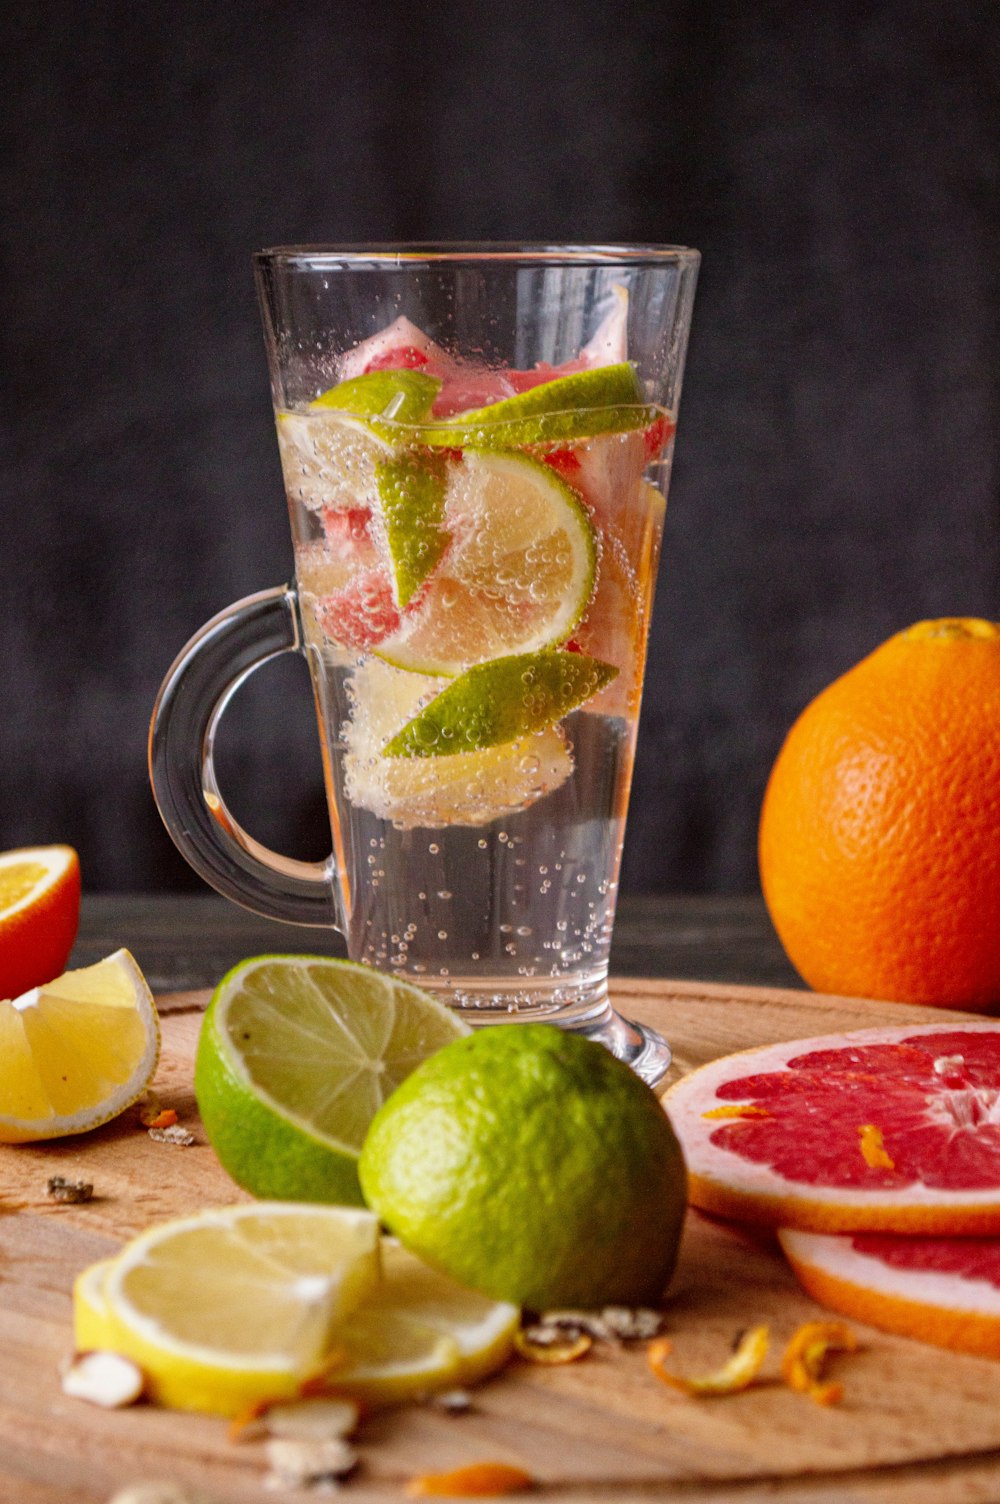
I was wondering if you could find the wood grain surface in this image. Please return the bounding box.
[4,979,1000,1504]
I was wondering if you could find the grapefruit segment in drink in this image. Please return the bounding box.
[664,1022,1000,1235]
[779,1227,1000,1359]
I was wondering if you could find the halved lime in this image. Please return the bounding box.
[343,658,573,828]
[376,449,597,676]
[418,363,655,448]
[194,956,468,1206]
[382,648,617,758]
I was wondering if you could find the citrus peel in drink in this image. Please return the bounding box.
[0,948,159,1142]
[759,617,1000,1008]
[0,844,81,1001]
[665,1022,1000,1235]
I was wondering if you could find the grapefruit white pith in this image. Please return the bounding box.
[779,1228,1000,1358]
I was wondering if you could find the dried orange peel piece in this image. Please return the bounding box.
[405,1461,535,1496]
[512,1329,592,1364]
[647,1325,769,1396]
[781,1320,858,1406]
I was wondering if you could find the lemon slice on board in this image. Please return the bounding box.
[73,1230,518,1415]
[89,1203,380,1415]
[194,955,468,1205]
[334,1239,520,1406]
[0,949,159,1143]
[377,449,597,676]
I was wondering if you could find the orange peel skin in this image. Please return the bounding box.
[781,1321,858,1406]
[647,1325,769,1396]
[405,1461,535,1496]
[512,1329,593,1364]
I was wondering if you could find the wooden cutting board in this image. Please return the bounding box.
[5,979,1000,1504]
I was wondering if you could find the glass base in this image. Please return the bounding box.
[422,971,672,1088]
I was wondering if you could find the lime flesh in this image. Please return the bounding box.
[195,955,468,1205]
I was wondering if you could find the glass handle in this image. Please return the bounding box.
[148,585,339,929]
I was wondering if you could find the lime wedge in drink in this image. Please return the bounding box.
[375,451,450,608]
[311,368,441,423]
[376,449,597,676]
[194,955,468,1206]
[343,658,573,827]
[382,648,617,758]
[419,363,655,448]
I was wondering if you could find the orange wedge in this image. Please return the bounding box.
[0,845,81,1000]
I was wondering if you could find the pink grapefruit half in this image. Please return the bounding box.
[779,1227,1000,1358]
[664,1023,1000,1235]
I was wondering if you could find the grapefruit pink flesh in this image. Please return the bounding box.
[779,1227,1000,1358]
[665,1023,1000,1235]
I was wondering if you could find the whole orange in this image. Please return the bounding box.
[759,619,1000,1009]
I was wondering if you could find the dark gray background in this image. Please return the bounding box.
[3,2,998,895]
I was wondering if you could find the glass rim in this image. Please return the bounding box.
[254,242,701,271]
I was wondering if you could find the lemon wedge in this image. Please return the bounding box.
[0,949,159,1142]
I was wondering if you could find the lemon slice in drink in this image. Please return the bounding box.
[377,449,597,676]
[343,658,574,828]
[81,1204,380,1415]
[194,955,468,1206]
[0,949,159,1143]
[334,1240,519,1406]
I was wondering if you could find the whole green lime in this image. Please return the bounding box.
[358,1024,687,1311]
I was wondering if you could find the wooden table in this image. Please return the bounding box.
[7,895,1000,1503]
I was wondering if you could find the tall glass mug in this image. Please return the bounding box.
[150,245,699,1084]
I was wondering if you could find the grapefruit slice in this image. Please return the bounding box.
[664,1022,1000,1235]
[779,1228,1000,1358]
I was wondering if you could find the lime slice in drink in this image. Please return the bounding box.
[343,658,573,827]
[376,449,597,676]
[194,955,468,1206]
[419,363,656,448]
[375,451,450,608]
[312,369,441,423]
[382,648,617,759]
